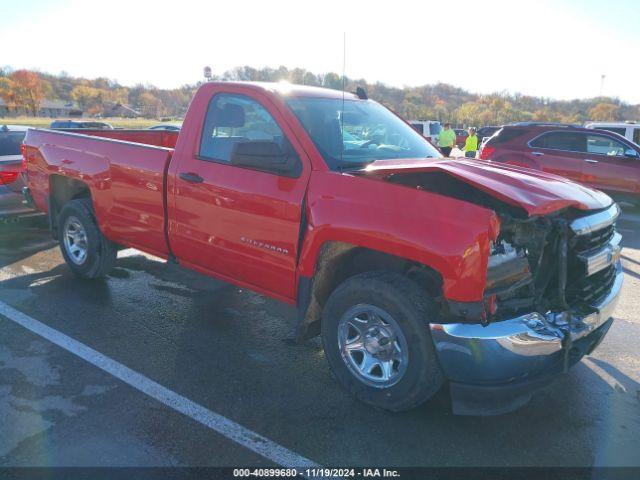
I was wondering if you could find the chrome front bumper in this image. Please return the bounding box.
[430,260,622,389]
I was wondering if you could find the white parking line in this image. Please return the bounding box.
[0,300,319,470]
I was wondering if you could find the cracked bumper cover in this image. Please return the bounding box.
[430,260,623,415]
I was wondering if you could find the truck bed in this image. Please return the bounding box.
[25,128,176,257]
[56,129,179,149]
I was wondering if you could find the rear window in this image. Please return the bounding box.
[488,128,526,144]
[478,127,499,138]
[634,128,640,146]
[0,131,25,156]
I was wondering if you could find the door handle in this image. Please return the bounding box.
[531,151,544,156]
[584,159,599,164]
[179,172,204,183]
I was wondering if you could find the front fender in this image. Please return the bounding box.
[298,171,496,303]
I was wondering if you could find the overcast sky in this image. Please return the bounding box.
[1,0,638,103]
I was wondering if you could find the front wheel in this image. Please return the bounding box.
[321,271,444,412]
[58,198,117,278]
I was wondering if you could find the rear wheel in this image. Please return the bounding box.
[58,198,116,278]
[321,271,444,412]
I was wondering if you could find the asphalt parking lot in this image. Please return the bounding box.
[1,214,639,469]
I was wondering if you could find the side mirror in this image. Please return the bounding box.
[230,141,299,176]
[624,148,639,159]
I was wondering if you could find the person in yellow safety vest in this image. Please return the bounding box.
[464,127,479,158]
[437,123,456,157]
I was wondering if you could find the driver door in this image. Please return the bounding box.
[168,91,311,301]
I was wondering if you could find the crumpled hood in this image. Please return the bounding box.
[358,158,613,216]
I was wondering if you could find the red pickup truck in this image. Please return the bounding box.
[23,82,623,415]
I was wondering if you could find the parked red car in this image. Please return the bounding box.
[23,84,622,415]
[454,128,468,147]
[479,123,640,207]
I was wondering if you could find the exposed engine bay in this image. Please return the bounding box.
[487,213,570,320]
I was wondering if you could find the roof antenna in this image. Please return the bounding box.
[340,32,347,167]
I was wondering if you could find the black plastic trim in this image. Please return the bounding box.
[446,299,484,323]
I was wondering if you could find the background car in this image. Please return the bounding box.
[0,125,39,220]
[454,128,468,146]
[478,122,640,207]
[50,120,114,129]
[476,126,501,145]
[585,121,640,145]
[409,120,441,145]
[147,124,181,131]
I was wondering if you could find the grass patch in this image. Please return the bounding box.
[1,117,166,129]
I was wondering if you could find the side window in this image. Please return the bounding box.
[199,93,300,175]
[530,132,586,152]
[598,127,626,136]
[529,133,549,148]
[586,134,626,156]
[634,128,640,146]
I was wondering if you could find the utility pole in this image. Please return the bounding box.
[599,74,606,97]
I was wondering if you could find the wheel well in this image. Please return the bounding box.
[294,242,443,341]
[49,175,91,234]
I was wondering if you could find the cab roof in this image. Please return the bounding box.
[207,81,360,100]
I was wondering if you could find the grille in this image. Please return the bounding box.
[572,224,615,254]
[566,263,616,307]
[567,215,618,308]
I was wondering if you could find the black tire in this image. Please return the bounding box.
[57,198,117,278]
[321,271,444,412]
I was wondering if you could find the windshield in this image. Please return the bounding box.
[0,131,25,157]
[286,98,441,170]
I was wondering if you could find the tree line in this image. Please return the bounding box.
[1,66,638,125]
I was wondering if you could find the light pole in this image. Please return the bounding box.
[599,74,606,97]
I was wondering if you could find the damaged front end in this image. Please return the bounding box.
[375,166,623,415]
[482,202,622,328]
[431,202,623,415]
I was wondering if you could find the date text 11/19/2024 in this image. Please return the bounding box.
[232,468,401,478]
